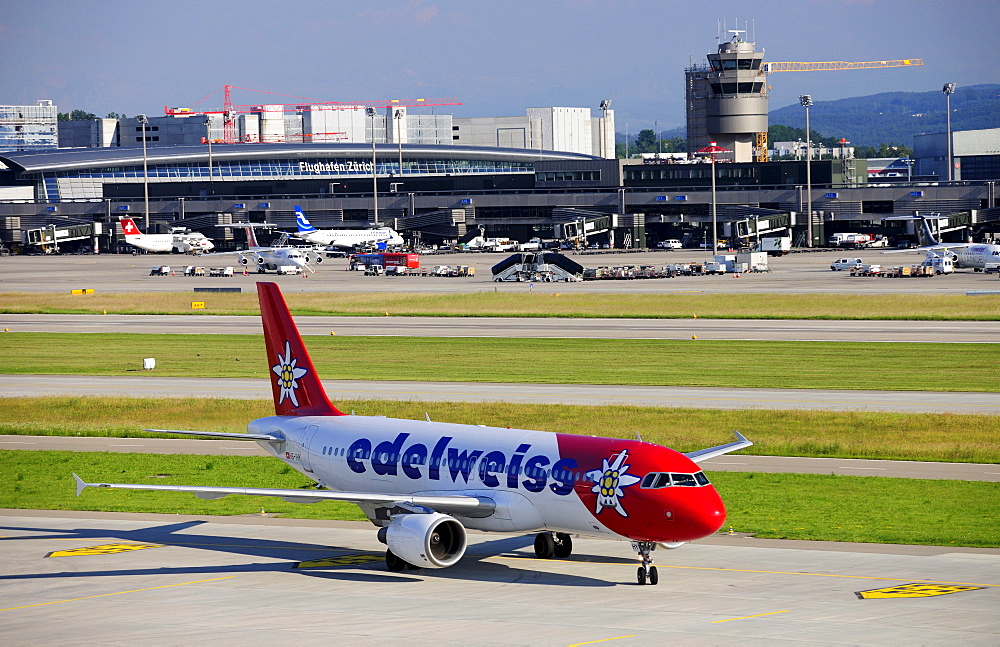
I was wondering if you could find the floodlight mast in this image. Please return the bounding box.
[799,95,813,247]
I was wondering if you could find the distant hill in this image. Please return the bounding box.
[643,84,1000,149]
[768,84,1000,147]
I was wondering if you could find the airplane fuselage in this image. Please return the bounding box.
[251,414,726,544]
[955,244,1000,269]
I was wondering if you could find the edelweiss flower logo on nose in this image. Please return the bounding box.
[272,341,308,407]
[586,450,641,517]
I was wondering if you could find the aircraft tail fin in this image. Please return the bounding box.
[916,214,941,246]
[119,218,141,237]
[257,282,344,417]
[294,206,317,233]
[243,224,260,248]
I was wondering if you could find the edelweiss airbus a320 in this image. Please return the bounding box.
[75,282,751,585]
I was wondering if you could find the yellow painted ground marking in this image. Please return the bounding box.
[856,583,984,599]
[567,635,637,646]
[491,556,1000,588]
[295,553,384,568]
[0,576,235,612]
[713,610,790,623]
[45,543,163,558]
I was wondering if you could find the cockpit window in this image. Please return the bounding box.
[671,473,697,487]
[640,471,710,488]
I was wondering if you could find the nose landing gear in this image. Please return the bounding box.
[632,541,658,585]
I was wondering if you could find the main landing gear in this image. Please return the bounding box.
[385,549,421,572]
[534,532,573,559]
[632,541,658,585]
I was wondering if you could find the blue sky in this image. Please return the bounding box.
[3,0,997,131]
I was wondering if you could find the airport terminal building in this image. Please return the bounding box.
[0,138,996,253]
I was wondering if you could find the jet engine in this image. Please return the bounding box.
[239,257,249,265]
[377,513,467,569]
[255,255,266,265]
[312,254,323,264]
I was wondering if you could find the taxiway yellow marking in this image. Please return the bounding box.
[856,583,984,599]
[295,553,384,568]
[567,635,636,646]
[45,543,163,557]
[0,576,235,612]
[713,610,790,623]
[491,556,1000,588]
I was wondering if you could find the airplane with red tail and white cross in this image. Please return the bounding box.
[74,282,752,585]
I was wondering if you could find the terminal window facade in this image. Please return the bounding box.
[535,170,600,182]
[38,156,536,199]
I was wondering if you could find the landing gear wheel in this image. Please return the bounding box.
[534,532,556,559]
[553,532,573,559]
[385,549,407,572]
[631,540,658,585]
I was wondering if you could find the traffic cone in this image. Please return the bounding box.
[691,335,697,340]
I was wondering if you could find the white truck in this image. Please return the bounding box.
[919,256,954,274]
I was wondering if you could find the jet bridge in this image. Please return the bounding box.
[24,222,103,253]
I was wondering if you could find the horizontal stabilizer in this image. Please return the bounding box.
[72,474,495,517]
[684,431,753,463]
[142,428,283,442]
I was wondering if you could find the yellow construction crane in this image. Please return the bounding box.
[753,59,924,161]
[762,59,923,73]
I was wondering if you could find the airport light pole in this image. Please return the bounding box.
[696,141,731,253]
[137,114,150,231]
[799,95,813,247]
[205,117,213,186]
[942,83,956,182]
[394,109,404,177]
[366,107,379,225]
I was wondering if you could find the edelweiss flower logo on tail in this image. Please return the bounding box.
[586,449,641,517]
[272,340,308,407]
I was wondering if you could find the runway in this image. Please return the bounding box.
[1,511,997,644]
[3,312,998,343]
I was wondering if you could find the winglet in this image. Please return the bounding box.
[257,282,344,417]
[73,473,87,497]
[684,431,753,463]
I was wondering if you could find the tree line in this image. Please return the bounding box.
[57,110,127,121]
[617,125,912,159]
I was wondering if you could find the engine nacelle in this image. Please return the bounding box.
[255,255,265,265]
[313,254,323,264]
[239,257,249,265]
[379,513,466,569]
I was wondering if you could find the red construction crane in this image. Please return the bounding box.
[164,85,462,144]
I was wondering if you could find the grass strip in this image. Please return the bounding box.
[1,291,997,320]
[2,333,998,392]
[2,397,998,464]
[2,450,996,548]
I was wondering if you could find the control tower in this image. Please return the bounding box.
[685,30,768,162]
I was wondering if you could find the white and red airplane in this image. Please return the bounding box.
[118,217,214,254]
[74,282,751,584]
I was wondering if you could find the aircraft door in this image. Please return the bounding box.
[299,424,320,472]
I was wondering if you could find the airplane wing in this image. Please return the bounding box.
[73,473,496,517]
[142,428,281,441]
[881,244,967,255]
[684,431,753,463]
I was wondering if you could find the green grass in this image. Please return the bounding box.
[2,450,996,547]
[2,332,999,392]
[1,291,997,320]
[2,396,999,463]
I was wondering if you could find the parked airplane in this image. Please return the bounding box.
[208,224,324,274]
[118,217,214,254]
[292,205,404,249]
[882,214,1000,269]
[74,282,752,584]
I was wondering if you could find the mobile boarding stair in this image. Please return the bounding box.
[491,252,584,282]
